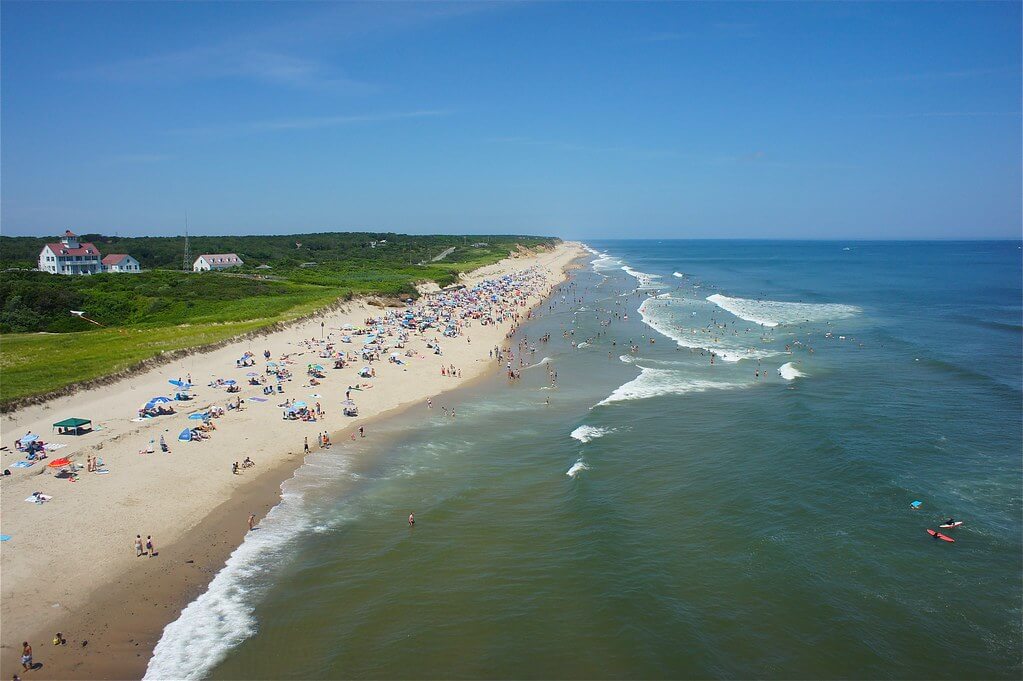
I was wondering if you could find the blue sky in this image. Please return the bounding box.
[2,1,1020,239]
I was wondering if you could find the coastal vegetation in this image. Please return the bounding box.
[0,232,558,406]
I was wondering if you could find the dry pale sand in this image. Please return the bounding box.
[0,242,584,678]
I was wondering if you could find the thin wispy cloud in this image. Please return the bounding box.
[487,136,680,160]
[173,110,451,136]
[851,67,1018,85]
[852,111,1022,119]
[107,153,174,164]
[73,2,506,92]
[77,45,371,93]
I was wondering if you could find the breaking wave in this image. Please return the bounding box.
[570,425,613,443]
[778,362,806,380]
[706,294,860,328]
[596,367,747,406]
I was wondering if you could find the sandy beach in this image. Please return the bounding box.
[0,241,584,680]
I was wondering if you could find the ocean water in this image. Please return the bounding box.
[147,241,1022,680]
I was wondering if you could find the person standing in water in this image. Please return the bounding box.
[408,512,415,526]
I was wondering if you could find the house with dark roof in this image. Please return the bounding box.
[38,231,104,275]
[102,253,141,273]
[193,253,244,272]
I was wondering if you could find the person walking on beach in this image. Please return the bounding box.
[304,437,310,453]
[248,513,256,531]
[21,642,32,671]
[359,426,365,438]
[135,535,143,557]
[146,535,155,557]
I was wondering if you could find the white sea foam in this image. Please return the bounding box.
[526,356,552,369]
[591,253,623,271]
[637,298,779,363]
[596,367,746,406]
[576,341,590,349]
[706,294,860,328]
[621,265,665,290]
[673,272,684,278]
[145,455,353,680]
[778,362,806,380]
[570,425,612,443]
[566,458,590,477]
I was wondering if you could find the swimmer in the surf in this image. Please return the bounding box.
[409,512,415,526]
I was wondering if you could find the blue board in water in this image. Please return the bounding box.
[911,500,922,509]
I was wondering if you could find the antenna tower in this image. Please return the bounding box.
[182,213,190,271]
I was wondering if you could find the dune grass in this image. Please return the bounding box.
[0,290,340,406]
[0,238,559,406]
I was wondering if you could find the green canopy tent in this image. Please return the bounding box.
[52,418,92,435]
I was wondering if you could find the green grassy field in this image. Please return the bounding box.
[0,234,559,406]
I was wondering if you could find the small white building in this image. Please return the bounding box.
[193,253,244,272]
[102,254,141,273]
[38,230,104,275]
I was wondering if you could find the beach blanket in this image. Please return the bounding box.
[0,535,11,542]
[25,494,53,503]
[96,470,110,475]
[45,443,68,451]
[13,460,34,468]
[250,397,268,402]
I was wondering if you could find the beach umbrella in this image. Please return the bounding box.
[224,380,237,386]
[178,429,192,441]
[292,401,308,408]
[168,379,192,389]
[187,412,208,420]
[246,372,258,377]
[267,361,278,367]
[311,364,324,371]
[342,323,354,330]
[20,434,39,443]
[47,457,72,468]
[341,399,355,406]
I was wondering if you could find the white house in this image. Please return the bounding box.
[193,253,244,272]
[38,231,104,275]
[102,254,141,273]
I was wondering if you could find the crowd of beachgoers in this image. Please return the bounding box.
[0,244,581,680]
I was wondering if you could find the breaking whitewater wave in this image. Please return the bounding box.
[622,265,666,290]
[145,454,354,680]
[673,272,684,278]
[566,458,590,477]
[591,253,623,271]
[637,297,780,363]
[570,425,613,443]
[778,362,806,380]
[707,294,860,328]
[596,367,747,406]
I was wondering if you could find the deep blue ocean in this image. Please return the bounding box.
[147,240,1022,680]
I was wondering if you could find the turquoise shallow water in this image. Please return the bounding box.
[148,241,1022,680]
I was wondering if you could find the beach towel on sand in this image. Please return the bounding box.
[13,460,34,468]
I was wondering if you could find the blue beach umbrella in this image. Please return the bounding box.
[168,379,191,389]
[177,429,192,441]
[224,380,237,386]
[187,412,208,420]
